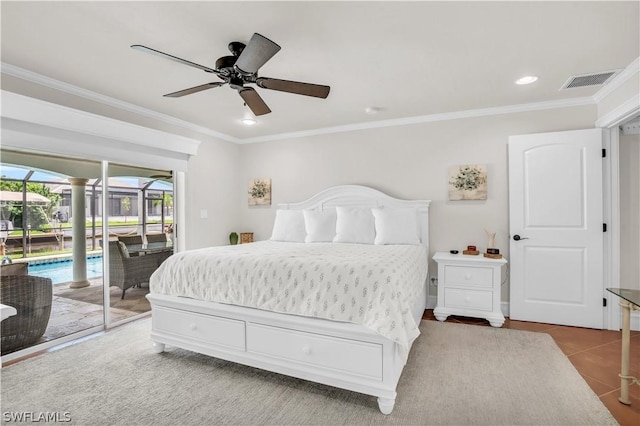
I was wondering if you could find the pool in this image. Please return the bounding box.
[27,256,103,285]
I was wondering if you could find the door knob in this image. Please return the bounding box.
[513,234,529,241]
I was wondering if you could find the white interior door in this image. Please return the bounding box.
[508,128,604,328]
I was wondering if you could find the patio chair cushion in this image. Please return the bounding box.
[118,242,130,258]
[0,263,28,276]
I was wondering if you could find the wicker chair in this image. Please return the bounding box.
[1,275,53,355]
[146,233,167,243]
[118,235,143,245]
[108,241,160,299]
[117,235,144,256]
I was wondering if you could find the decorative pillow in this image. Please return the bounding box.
[372,207,420,245]
[303,209,337,243]
[333,207,375,244]
[270,209,306,242]
[118,241,131,258]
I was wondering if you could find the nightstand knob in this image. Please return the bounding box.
[464,296,471,303]
[464,273,472,280]
[301,345,312,355]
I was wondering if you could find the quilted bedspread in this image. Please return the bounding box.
[149,241,428,361]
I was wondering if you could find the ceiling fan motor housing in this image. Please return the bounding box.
[215,56,237,74]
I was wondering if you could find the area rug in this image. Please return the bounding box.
[0,320,616,425]
[54,284,150,313]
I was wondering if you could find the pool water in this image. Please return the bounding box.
[28,257,103,285]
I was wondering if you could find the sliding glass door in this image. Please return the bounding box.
[1,151,174,359]
[0,151,105,357]
[105,163,174,325]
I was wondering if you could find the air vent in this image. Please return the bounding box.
[560,70,620,90]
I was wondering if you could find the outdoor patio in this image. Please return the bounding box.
[41,277,150,343]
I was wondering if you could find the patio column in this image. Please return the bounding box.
[69,178,90,289]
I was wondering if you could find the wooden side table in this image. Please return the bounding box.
[433,251,507,327]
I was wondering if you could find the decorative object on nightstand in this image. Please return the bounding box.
[240,232,254,244]
[463,245,479,255]
[433,251,507,327]
[229,232,239,245]
[484,229,502,258]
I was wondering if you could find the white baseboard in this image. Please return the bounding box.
[425,299,640,332]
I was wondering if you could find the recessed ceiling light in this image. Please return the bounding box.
[241,118,257,126]
[515,76,538,85]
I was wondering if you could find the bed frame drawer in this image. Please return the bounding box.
[153,307,246,350]
[246,323,383,380]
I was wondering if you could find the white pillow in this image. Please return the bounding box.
[303,209,337,243]
[270,209,306,242]
[333,207,375,244]
[372,207,421,245]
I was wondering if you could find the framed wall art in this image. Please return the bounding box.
[248,178,271,206]
[448,164,487,200]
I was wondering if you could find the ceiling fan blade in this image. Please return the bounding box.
[163,82,226,98]
[256,77,330,99]
[131,44,218,74]
[234,33,281,75]
[239,87,271,116]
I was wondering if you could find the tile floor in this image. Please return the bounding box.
[42,279,150,343]
[423,310,640,426]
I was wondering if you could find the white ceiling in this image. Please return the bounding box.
[2,1,638,142]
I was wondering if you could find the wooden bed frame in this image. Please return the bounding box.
[147,185,431,414]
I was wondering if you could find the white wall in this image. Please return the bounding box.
[619,132,640,290]
[238,105,597,301]
[185,137,241,249]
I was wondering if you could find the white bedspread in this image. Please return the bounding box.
[150,241,428,361]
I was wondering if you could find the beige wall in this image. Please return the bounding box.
[619,132,640,290]
[238,105,597,301]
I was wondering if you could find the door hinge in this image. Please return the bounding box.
[603,223,607,232]
[603,297,607,307]
[602,148,606,158]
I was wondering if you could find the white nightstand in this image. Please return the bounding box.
[433,251,507,327]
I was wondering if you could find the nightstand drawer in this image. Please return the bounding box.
[444,265,493,288]
[444,288,493,311]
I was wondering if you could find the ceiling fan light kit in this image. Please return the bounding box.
[131,33,330,117]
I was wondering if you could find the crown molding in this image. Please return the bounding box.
[2,62,596,145]
[237,97,595,144]
[595,93,640,129]
[1,62,239,144]
[593,57,640,104]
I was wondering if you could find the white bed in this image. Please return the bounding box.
[146,185,431,414]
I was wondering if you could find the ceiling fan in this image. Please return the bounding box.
[131,33,330,116]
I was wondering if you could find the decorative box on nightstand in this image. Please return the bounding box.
[433,251,507,327]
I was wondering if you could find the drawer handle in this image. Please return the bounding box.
[189,324,197,331]
[464,296,471,303]
[301,345,312,355]
[464,274,472,280]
